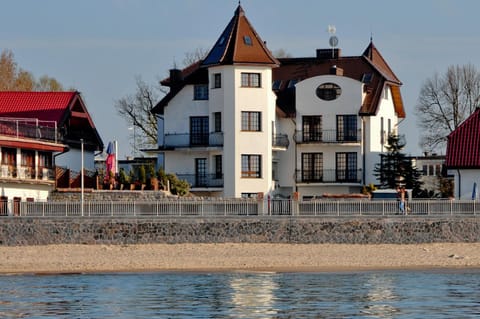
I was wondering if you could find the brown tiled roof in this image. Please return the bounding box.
[445,108,480,168]
[273,41,405,118]
[201,5,279,67]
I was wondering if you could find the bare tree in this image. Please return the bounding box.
[114,76,163,153]
[416,64,480,152]
[182,46,208,67]
[272,48,293,58]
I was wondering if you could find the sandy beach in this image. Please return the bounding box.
[1,243,480,274]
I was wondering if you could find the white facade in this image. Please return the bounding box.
[449,169,480,200]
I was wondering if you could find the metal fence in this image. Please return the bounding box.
[3,199,478,218]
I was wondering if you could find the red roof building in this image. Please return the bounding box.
[445,108,480,168]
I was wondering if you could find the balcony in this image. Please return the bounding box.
[175,173,224,188]
[272,134,289,149]
[296,169,362,184]
[163,132,223,148]
[295,129,361,144]
[0,164,54,182]
[0,118,59,143]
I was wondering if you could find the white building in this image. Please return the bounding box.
[151,5,406,199]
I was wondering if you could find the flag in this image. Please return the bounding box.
[105,141,116,180]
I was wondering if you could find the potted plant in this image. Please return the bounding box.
[118,168,129,190]
[137,165,147,190]
[148,165,158,190]
[129,169,136,190]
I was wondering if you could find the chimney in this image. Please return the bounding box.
[316,48,341,59]
[330,65,343,76]
[169,69,183,87]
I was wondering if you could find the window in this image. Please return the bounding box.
[38,152,52,168]
[301,153,323,182]
[241,111,261,131]
[215,155,222,179]
[241,73,261,87]
[287,79,298,88]
[243,35,252,46]
[213,73,221,88]
[190,117,209,146]
[214,112,221,132]
[380,117,385,144]
[302,116,322,142]
[241,154,261,178]
[1,147,16,166]
[336,152,357,182]
[193,84,208,100]
[195,158,207,187]
[337,115,358,142]
[316,82,341,101]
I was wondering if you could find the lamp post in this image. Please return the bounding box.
[80,138,84,217]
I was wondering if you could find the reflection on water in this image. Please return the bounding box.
[0,270,479,318]
[230,273,278,318]
[360,274,400,318]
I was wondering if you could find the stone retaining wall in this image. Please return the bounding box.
[0,217,479,246]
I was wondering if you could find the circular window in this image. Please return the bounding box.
[316,82,341,101]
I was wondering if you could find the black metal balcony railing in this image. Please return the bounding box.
[295,129,361,144]
[295,169,362,183]
[164,132,223,148]
[175,173,224,188]
[164,132,290,149]
[272,134,289,148]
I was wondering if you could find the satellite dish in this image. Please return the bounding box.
[329,36,339,47]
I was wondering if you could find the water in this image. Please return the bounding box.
[1,270,479,318]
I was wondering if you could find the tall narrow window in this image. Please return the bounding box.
[301,153,323,182]
[380,117,385,144]
[302,116,322,142]
[195,158,207,187]
[193,84,208,100]
[213,73,221,88]
[214,155,222,179]
[241,73,261,87]
[241,111,261,131]
[337,115,357,142]
[336,152,357,182]
[213,112,221,132]
[190,117,209,146]
[241,154,261,178]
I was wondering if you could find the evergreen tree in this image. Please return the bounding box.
[374,134,423,197]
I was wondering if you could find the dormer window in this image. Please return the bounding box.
[243,35,252,46]
[316,82,341,101]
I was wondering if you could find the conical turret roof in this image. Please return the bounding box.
[202,5,279,67]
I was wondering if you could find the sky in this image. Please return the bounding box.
[1,0,480,158]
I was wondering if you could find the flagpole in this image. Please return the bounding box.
[80,138,84,217]
[114,140,118,174]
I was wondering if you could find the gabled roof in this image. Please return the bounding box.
[273,41,405,118]
[0,91,103,150]
[445,108,480,168]
[202,5,279,67]
[151,61,208,115]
